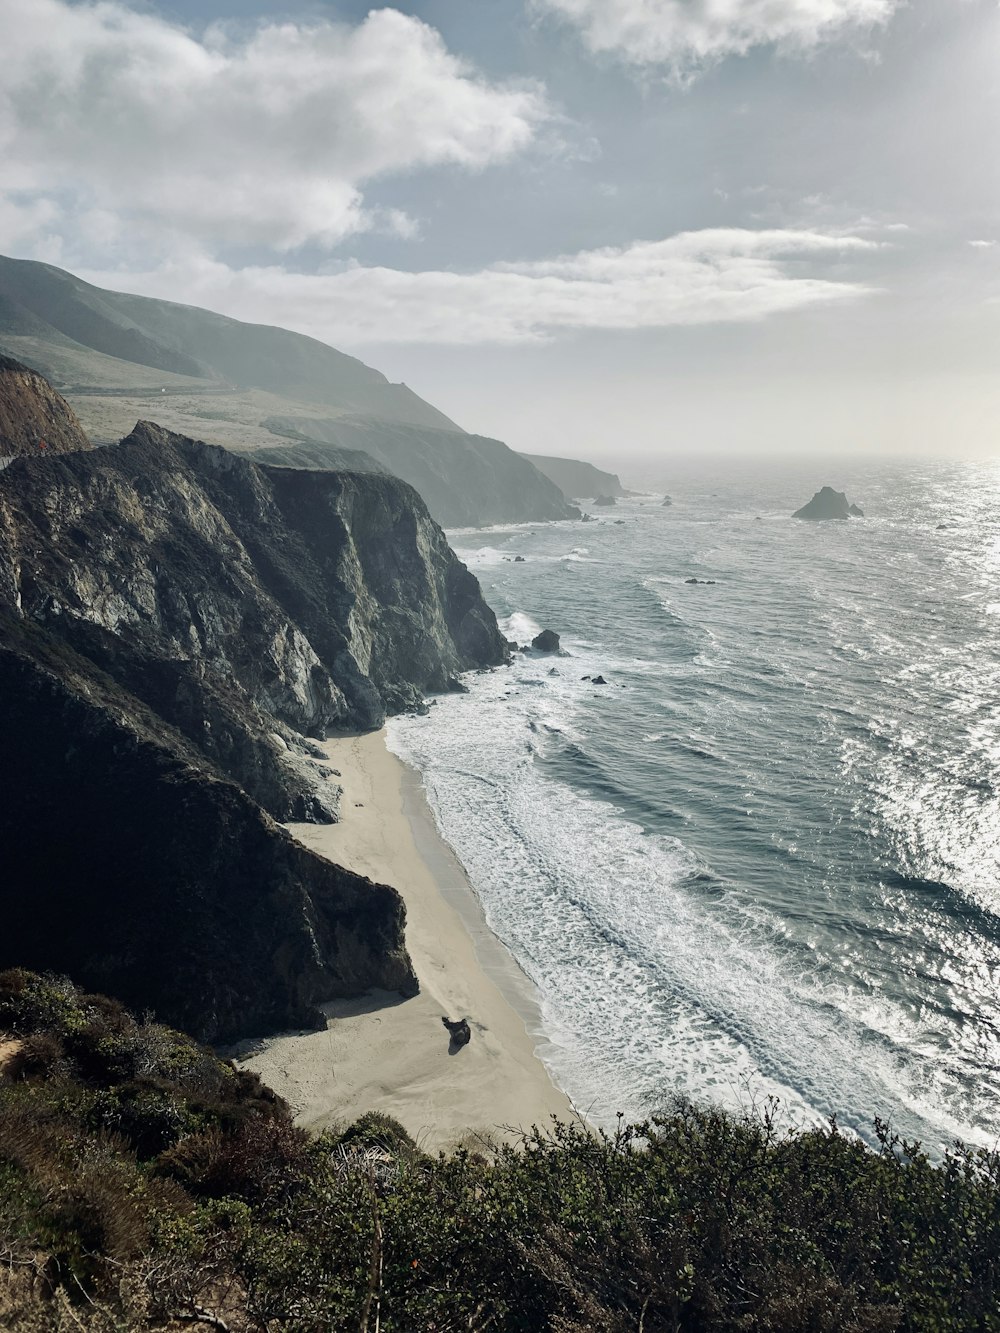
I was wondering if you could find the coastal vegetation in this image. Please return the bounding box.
[2,970,998,1332]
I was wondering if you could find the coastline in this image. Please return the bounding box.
[233,728,575,1153]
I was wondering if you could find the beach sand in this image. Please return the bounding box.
[233,729,575,1153]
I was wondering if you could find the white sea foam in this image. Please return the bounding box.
[388,658,991,1152]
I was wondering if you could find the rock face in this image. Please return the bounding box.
[0,421,508,819]
[518,452,627,502]
[0,355,91,458]
[792,487,864,521]
[0,405,508,1040]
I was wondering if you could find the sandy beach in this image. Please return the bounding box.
[234,729,575,1152]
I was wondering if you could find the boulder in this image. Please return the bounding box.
[442,1016,471,1048]
[593,494,617,506]
[792,486,864,521]
[661,495,673,507]
[531,629,561,653]
[591,675,608,685]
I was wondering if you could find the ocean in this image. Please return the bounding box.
[387,455,1000,1155]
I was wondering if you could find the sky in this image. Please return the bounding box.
[0,0,998,459]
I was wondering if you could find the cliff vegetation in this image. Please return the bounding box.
[2,972,999,1332]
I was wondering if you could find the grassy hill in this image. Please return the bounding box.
[0,254,577,524]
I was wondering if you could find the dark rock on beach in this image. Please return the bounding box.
[442,1016,471,1048]
[793,487,864,521]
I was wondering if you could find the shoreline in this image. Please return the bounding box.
[233,728,575,1153]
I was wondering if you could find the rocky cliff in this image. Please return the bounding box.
[0,354,91,458]
[0,407,508,1040]
[0,613,416,1042]
[0,421,507,817]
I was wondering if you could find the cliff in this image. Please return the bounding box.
[0,618,416,1042]
[257,416,580,528]
[0,354,91,458]
[0,421,507,816]
[518,451,626,501]
[0,405,507,1039]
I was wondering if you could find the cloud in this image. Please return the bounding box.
[535,0,901,71]
[82,229,878,346]
[969,239,996,249]
[0,0,548,257]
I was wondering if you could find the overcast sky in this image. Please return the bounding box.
[1,0,997,458]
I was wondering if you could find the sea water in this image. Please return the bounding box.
[387,455,1000,1154]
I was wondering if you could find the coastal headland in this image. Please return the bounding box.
[233,728,575,1152]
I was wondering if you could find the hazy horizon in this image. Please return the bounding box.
[2,0,997,459]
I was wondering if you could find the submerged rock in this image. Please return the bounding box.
[792,487,864,521]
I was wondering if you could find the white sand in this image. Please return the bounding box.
[233,729,574,1153]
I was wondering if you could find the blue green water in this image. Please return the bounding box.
[388,456,1000,1153]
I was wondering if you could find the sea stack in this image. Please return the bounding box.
[792,487,864,521]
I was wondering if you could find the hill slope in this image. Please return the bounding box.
[519,451,626,500]
[0,254,580,525]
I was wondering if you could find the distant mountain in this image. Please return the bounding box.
[260,416,579,528]
[519,452,627,502]
[0,254,579,526]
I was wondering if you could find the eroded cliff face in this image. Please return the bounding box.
[0,411,507,1040]
[0,354,91,458]
[0,421,508,818]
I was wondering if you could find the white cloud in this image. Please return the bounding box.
[969,239,996,249]
[83,229,878,346]
[536,0,900,71]
[0,0,548,257]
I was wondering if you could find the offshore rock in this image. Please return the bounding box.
[0,355,91,458]
[532,629,561,653]
[793,487,864,521]
[593,494,617,507]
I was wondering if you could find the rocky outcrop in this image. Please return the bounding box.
[0,614,416,1042]
[518,452,627,502]
[258,418,579,529]
[0,354,91,458]
[0,422,508,817]
[593,495,617,507]
[792,487,864,521]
